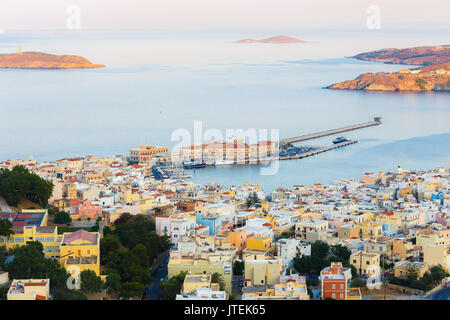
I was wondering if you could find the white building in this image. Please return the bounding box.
[155,215,196,244]
[276,239,311,274]
[176,287,228,300]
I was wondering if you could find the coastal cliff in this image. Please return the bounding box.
[0,51,105,69]
[328,46,450,92]
[352,45,450,66]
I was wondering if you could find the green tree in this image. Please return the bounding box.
[80,270,104,293]
[306,278,319,287]
[233,260,244,276]
[105,273,122,296]
[211,272,226,291]
[0,166,53,207]
[54,211,72,225]
[331,244,351,262]
[430,265,448,282]
[350,278,366,288]
[121,281,145,299]
[229,293,237,300]
[5,241,87,299]
[0,218,14,237]
[245,192,260,208]
[0,287,8,300]
[100,235,121,268]
[311,241,329,259]
[0,246,6,268]
[406,267,418,281]
[159,272,186,300]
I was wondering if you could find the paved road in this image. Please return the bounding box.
[231,277,243,299]
[0,196,10,212]
[426,285,450,300]
[146,256,169,300]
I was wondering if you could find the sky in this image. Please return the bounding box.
[0,0,449,30]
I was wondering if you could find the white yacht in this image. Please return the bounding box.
[215,159,234,166]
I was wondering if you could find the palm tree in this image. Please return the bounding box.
[211,272,226,291]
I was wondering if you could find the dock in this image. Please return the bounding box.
[278,139,358,160]
[281,117,381,145]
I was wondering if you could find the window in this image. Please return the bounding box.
[332,284,336,289]
[340,284,344,289]
[340,294,344,299]
[332,294,336,299]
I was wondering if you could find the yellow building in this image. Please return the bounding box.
[129,145,169,163]
[181,274,220,294]
[168,252,233,293]
[59,230,101,276]
[138,196,158,214]
[295,219,328,240]
[375,213,402,231]
[417,234,448,248]
[358,222,383,240]
[273,281,309,300]
[350,251,381,276]
[65,184,77,199]
[0,226,60,259]
[117,186,140,203]
[7,279,50,300]
[249,212,276,228]
[246,236,273,251]
[394,261,429,279]
[423,244,448,271]
[244,257,282,287]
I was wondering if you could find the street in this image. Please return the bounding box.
[146,256,168,300]
[427,285,450,300]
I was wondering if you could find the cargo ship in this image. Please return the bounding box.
[333,136,348,144]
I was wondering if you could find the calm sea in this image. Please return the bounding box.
[0,29,449,191]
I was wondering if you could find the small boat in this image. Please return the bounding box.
[215,159,234,166]
[333,136,348,144]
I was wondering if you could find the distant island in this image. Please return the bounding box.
[0,47,105,69]
[235,35,310,44]
[327,45,450,92]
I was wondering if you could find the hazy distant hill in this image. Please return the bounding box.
[352,45,450,66]
[0,51,105,69]
[235,35,309,44]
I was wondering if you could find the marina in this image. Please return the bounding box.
[281,117,381,145]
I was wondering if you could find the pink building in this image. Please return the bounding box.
[327,217,356,231]
[72,200,102,220]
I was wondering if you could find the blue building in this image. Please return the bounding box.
[196,213,223,236]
